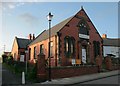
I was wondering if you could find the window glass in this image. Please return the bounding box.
[66,40,69,52]
[93,41,100,57]
[29,48,31,60]
[64,36,75,57]
[34,46,36,59]
[79,21,89,35]
[50,42,53,57]
[40,44,44,54]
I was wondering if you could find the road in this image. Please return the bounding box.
[2,63,22,86]
[71,75,120,85]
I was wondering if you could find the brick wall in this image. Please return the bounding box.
[59,9,103,66]
[46,65,98,79]
[11,38,19,60]
[112,64,120,70]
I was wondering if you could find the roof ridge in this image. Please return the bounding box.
[17,37,30,40]
[28,16,73,46]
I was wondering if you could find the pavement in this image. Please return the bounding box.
[40,70,119,85]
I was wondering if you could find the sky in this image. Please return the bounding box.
[0,1,119,56]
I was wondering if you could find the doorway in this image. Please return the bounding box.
[82,46,87,64]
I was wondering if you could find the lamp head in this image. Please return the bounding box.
[47,12,53,21]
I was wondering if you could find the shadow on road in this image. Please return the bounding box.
[2,63,22,86]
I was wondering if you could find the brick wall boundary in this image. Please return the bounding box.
[46,65,98,79]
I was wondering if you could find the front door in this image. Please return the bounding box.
[82,47,87,64]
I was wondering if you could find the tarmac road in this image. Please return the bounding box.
[2,63,22,86]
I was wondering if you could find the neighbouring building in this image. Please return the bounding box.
[3,52,11,56]
[102,34,120,58]
[28,7,103,66]
[11,34,34,62]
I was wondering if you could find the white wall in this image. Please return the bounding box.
[103,46,120,58]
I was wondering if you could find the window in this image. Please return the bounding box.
[40,44,44,54]
[50,42,53,57]
[64,37,69,56]
[71,42,73,54]
[48,41,53,57]
[70,37,75,55]
[93,41,100,57]
[79,19,89,35]
[64,36,75,57]
[28,48,31,60]
[66,40,69,52]
[34,46,37,59]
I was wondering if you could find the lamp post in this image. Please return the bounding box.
[47,12,53,81]
[25,50,28,74]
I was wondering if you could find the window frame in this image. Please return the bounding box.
[34,46,37,59]
[28,48,31,60]
[40,44,44,54]
[93,41,100,57]
[64,36,75,57]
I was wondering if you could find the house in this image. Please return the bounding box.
[102,34,120,58]
[11,34,34,62]
[28,7,103,67]
[3,52,11,56]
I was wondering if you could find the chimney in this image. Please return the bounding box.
[28,34,32,40]
[32,34,35,40]
[102,34,107,39]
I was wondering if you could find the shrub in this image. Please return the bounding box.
[2,54,7,63]
[7,56,13,65]
[26,63,37,82]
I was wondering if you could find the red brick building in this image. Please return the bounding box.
[28,7,103,66]
[11,36,33,62]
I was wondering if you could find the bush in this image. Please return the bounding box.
[111,58,120,64]
[7,56,13,65]
[2,54,7,63]
[26,63,37,82]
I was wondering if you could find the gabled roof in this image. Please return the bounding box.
[29,7,102,46]
[29,16,73,46]
[16,37,32,49]
[103,38,120,47]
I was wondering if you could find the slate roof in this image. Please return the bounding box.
[103,38,120,47]
[16,37,32,49]
[29,16,73,46]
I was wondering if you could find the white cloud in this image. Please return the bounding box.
[2,2,25,11]
[8,4,15,9]
[19,13,40,28]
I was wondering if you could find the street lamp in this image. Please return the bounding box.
[25,50,28,74]
[47,12,53,81]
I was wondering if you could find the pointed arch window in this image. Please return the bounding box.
[71,37,75,55]
[64,36,75,57]
[78,19,89,35]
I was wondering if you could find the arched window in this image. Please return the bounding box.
[70,37,75,55]
[78,19,89,35]
[64,36,75,57]
[66,40,69,52]
[64,36,69,56]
